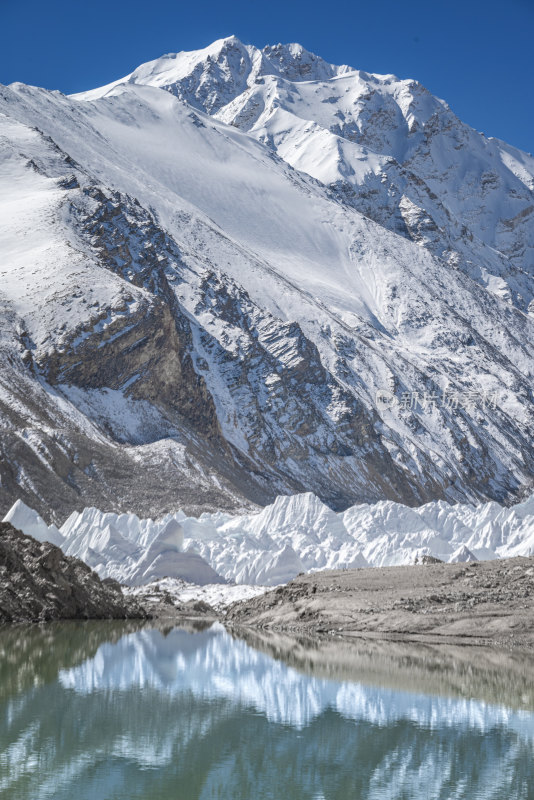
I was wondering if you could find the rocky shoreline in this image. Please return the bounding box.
[225,557,534,651]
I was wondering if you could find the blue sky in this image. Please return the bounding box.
[1,0,532,152]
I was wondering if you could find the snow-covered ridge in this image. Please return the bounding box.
[71,36,353,105]
[4,492,534,586]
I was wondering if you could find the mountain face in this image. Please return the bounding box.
[0,36,533,520]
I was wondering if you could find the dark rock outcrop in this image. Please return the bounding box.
[0,522,147,624]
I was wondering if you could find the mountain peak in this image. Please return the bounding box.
[72,37,350,105]
[214,34,245,47]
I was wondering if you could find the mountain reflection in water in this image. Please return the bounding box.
[0,621,533,799]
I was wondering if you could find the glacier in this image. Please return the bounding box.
[4,491,534,586]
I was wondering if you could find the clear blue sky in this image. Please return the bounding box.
[1,0,533,152]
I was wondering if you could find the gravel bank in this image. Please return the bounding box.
[226,556,534,650]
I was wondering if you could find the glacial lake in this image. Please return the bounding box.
[1,621,534,799]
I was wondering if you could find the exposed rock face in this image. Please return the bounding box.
[56,185,223,444]
[0,522,147,624]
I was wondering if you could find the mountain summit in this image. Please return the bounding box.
[0,39,532,520]
[74,37,352,106]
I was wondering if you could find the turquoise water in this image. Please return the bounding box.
[0,621,533,799]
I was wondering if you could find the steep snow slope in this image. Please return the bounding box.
[0,111,269,519]
[0,37,533,518]
[5,493,533,586]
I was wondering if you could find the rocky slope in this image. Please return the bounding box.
[0,37,533,519]
[0,522,146,623]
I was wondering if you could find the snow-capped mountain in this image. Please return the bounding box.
[0,36,533,520]
[76,36,534,313]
